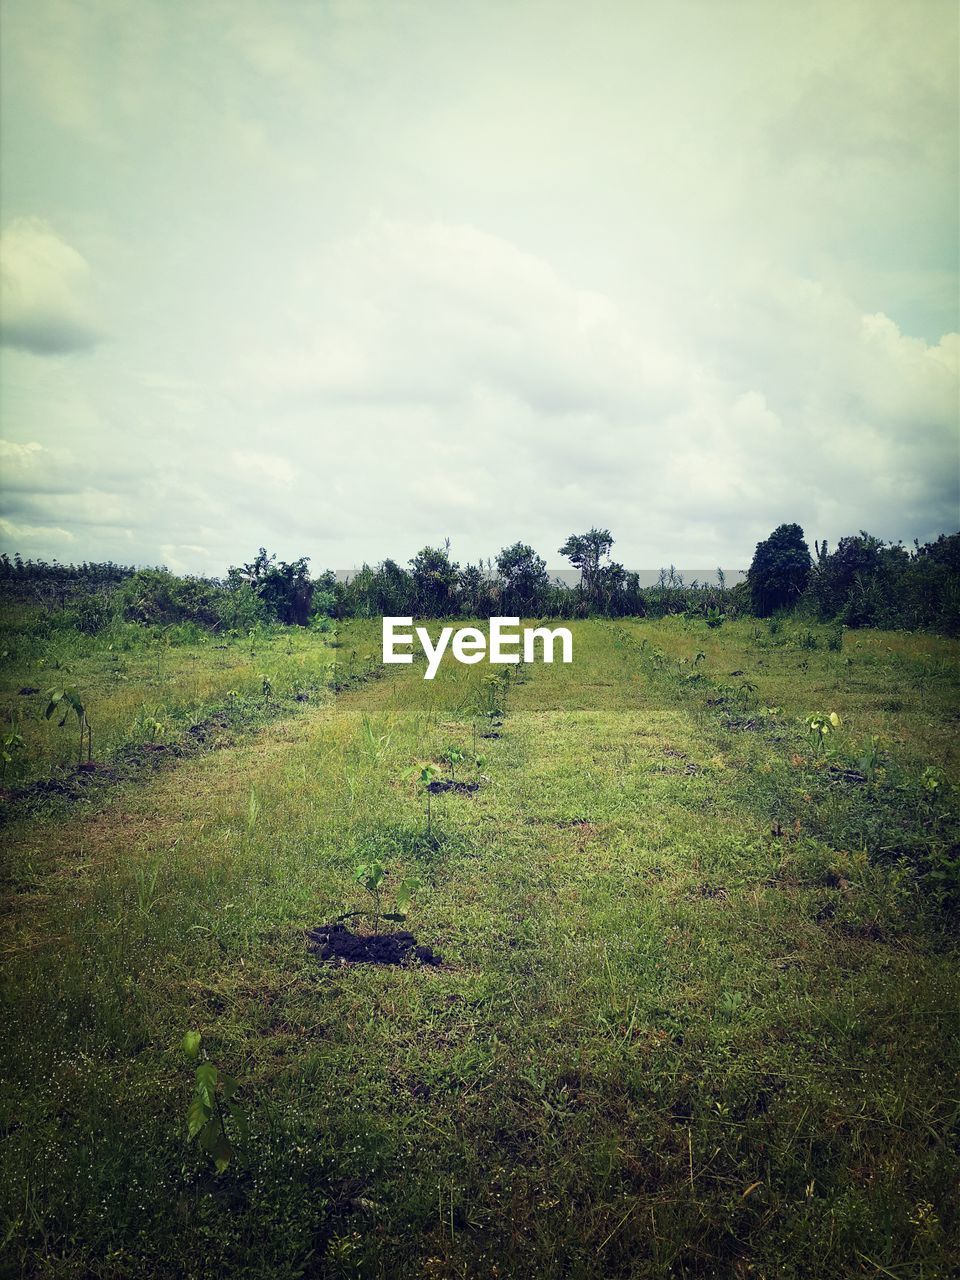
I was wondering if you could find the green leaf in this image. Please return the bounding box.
[396,875,422,915]
[182,1030,202,1060]
[211,1133,234,1173]
[219,1074,239,1103]
[197,1116,220,1153]
[195,1062,218,1104]
[187,1095,211,1139]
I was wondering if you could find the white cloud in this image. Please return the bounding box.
[0,516,73,542]
[0,1,955,573]
[232,450,296,488]
[0,219,101,354]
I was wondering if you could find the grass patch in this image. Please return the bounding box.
[0,618,957,1277]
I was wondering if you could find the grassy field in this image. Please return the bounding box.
[1,615,958,1279]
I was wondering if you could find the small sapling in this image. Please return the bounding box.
[805,711,841,755]
[181,1030,248,1175]
[45,687,92,766]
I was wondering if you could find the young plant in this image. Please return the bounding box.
[354,860,387,933]
[805,711,841,755]
[181,1030,248,1175]
[440,747,465,781]
[45,687,91,765]
[474,753,487,779]
[352,860,421,933]
[858,734,884,781]
[1,731,25,783]
[420,765,437,835]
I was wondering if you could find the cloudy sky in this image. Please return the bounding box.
[1,0,957,576]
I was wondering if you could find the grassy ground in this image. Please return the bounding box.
[1,616,958,1279]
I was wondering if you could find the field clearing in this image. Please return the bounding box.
[0,607,340,782]
[1,617,958,1279]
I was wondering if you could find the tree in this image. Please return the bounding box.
[458,563,490,617]
[228,548,314,625]
[409,544,459,617]
[746,524,811,616]
[558,528,614,608]
[495,543,548,616]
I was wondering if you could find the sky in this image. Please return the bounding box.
[0,0,957,577]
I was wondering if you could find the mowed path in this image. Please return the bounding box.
[2,622,957,1279]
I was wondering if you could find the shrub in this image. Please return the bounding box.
[747,524,812,616]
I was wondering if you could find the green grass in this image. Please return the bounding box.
[1,617,958,1278]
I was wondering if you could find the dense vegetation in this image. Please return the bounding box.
[3,523,958,635]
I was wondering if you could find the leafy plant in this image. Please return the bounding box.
[181,1030,248,1174]
[354,860,386,932]
[1,731,25,783]
[440,747,465,781]
[45,686,92,765]
[135,704,167,744]
[805,711,841,755]
[352,860,421,933]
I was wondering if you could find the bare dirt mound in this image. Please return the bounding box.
[305,922,442,966]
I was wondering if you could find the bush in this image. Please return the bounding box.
[117,570,227,628]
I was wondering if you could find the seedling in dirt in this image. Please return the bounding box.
[474,754,487,779]
[351,860,421,933]
[260,675,272,701]
[440,747,466,781]
[181,1030,248,1175]
[805,711,841,755]
[45,687,92,765]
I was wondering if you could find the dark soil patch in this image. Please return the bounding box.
[661,746,687,759]
[427,779,479,795]
[18,686,39,696]
[827,765,868,785]
[555,817,592,829]
[305,922,442,966]
[722,716,761,731]
[480,731,501,740]
[696,883,728,900]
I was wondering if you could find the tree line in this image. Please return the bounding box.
[1,524,958,634]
